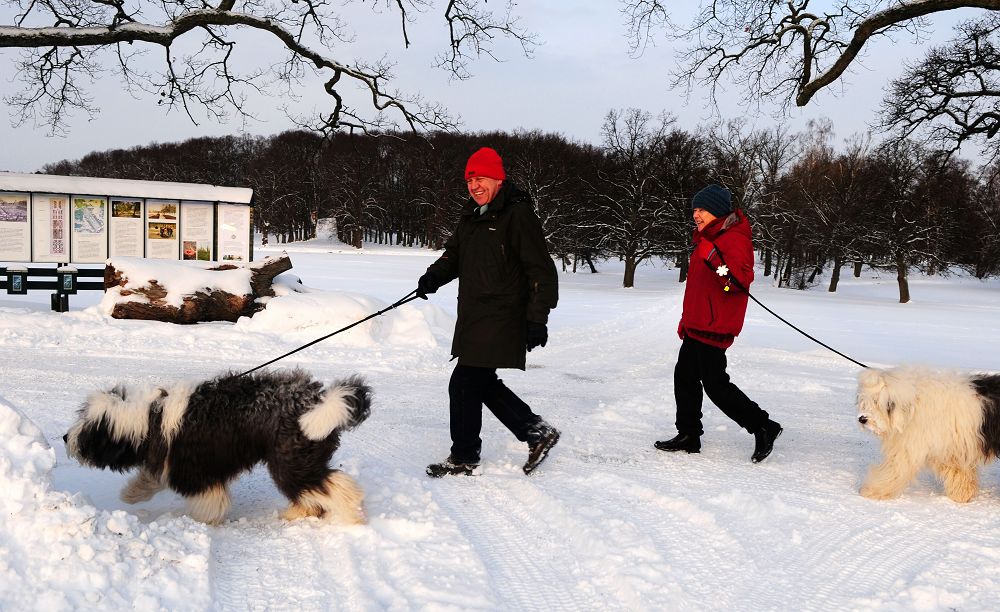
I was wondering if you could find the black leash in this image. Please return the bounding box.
[234,290,422,378]
[703,246,869,369]
[743,287,869,369]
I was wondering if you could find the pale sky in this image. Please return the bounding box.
[0,3,984,173]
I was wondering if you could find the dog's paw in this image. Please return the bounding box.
[281,502,323,521]
[120,471,164,504]
[947,491,976,503]
[945,484,978,503]
[120,489,155,504]
[859,484,897,500]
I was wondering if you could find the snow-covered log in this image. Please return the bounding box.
[102,253,292,324]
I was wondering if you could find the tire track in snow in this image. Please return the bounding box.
[209,512,377,612]
[210,519,326,611]
[426,476,581,611]
[425,468,696,611]
[566,473,750,607]
[783,498,976,609]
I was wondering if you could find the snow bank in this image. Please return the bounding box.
[234,274,440,348]
[0,395,212,611]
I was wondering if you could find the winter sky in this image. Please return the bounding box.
[0,3,984,173]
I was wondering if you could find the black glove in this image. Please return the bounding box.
[526,321,548,352]
[416,273,437,300]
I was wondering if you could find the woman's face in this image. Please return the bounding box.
[693,207,717,232]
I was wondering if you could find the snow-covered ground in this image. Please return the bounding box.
[3,235,1000,611]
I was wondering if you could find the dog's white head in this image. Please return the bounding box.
[64,384,163,471]
[856,368,918,438]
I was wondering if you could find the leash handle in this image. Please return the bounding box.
[236,290,420,378]
[700,243,868,369]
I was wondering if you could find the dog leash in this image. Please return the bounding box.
[234,290,422,378]
[702,246,869,370]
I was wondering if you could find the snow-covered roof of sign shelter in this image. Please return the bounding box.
[0,172,253,204]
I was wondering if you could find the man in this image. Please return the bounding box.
[416,147,561,477]
[655,184,782,463]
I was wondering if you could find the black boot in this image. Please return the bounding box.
[751,420,783,463]
[523,421,560,475]
[654,433,701,453]
[426,455,479,478]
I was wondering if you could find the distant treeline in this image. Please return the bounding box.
[43,111,1000,301]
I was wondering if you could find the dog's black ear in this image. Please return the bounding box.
[77,417,144,472]
[97,445,142,472]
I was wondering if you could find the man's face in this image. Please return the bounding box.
[467,176,503,206]
[693,207,717,232]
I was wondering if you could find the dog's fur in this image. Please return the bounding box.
[856,366,1000,502]
[65,369,372,525]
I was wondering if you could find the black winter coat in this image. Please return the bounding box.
[423,183,558,369]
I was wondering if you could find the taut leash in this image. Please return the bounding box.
[703,246,869,370]
[235,290,421,378]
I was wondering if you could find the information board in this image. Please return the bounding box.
[180,201,214,261]
[217,203,251,262]
[146,199,180,260]
[0,192,32,262]
[109,198,145,258]
[70,196,109,263]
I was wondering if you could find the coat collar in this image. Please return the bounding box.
[693,210,749,243]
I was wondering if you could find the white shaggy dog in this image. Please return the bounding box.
[856,366,1000,502]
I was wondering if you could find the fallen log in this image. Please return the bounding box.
[102,253,293,323]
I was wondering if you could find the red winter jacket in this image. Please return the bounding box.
[678,210,754,349]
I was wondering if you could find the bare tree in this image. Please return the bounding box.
[623,1,1000,113]
[754,125,800,278]
[708,121,771,211]
[858,139,941,303]
[0,0,535,135]
[881,13,1000,160]
[588,108,676,288]
[963,165,1000,277]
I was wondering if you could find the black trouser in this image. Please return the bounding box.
[449,364,541,462]
[674,336,769,437]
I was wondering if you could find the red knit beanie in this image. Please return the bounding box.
[465,147,506,181]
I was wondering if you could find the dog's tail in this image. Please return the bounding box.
[298,375,372,441]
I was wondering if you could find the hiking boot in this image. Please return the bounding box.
[654,433,701,453]
[523,422,560,475]
[426,456,479,478]
[751,420,783,463]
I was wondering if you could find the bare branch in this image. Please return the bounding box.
[624,0,1000,113]
[0,0,531,134]
[881,14,1000,162]
[436,0,537,79]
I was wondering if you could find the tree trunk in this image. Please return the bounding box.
[828,255,842,292]
[853,261,863,278]
[104,253,293,323]
[896,252,910,304]
[623,255,637,288]
[763,249,772,278]
[806,264,822,285]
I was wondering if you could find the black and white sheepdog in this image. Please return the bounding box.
[65,369,372,525]
[857,366,1000,502]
